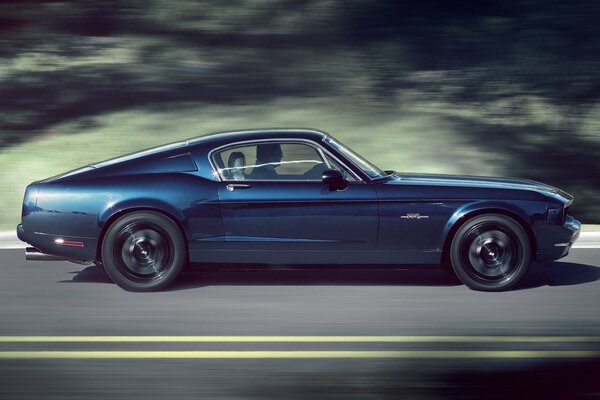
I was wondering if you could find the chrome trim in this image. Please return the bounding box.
[400,213,430,220]
[318,147,332,169]
[226,183,252,192]
[554,242,571,247]
[207,138,363,183]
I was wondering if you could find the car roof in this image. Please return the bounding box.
[187,128,329,147]
[85,129,329,173]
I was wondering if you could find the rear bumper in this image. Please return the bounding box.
[535,215,581,263]
[16,223,97,261]
[16,224,27,243]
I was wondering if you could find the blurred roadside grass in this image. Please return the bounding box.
[582,225,600,232]
[2,1,599,230]
[0,98,504,230]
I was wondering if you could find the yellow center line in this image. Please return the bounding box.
[0,336,598,342]
[0,350,598,359]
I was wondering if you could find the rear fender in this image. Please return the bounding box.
[98,198,185,229]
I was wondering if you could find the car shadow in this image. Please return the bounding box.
[61,265,462,289]
[172,267,463,290]
[517,261,600,289]
[60,266,114,284]
[61,260,600,291]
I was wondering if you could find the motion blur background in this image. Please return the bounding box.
[1,0,599,228]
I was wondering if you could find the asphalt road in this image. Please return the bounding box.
[0,248,599,399]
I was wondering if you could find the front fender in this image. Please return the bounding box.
[438,200,544,251]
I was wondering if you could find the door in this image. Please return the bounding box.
[213,140,378,252]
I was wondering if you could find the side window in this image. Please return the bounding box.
[214,142,329,181]
[275,143,325,177]
[215,145,256,181]
[324,155,357,182]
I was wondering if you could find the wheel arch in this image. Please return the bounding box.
[96,205,188,262]
[441,205,538,265]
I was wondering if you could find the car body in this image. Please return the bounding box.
[17,129,581,291]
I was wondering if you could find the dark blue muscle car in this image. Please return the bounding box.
[17,129,581,291]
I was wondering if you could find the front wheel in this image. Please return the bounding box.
[101,211,186,292]
[450,214,531,291]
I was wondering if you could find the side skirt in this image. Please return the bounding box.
[188,249,441,266]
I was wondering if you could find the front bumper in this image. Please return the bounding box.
[536,215,581,263]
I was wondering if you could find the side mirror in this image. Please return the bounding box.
[322,169,347,191]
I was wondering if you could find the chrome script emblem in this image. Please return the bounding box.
[401,213,429,220]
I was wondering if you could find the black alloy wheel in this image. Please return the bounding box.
[101,211,186,291]
[450,214,531,291]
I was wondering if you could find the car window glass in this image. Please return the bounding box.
[325,155,357,182]
[275,143,324,176]
[216,146,254,181]
[215,142,328,181]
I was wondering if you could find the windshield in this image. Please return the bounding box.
[324,136,385,179]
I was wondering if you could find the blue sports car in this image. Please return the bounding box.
[17,129,580,291]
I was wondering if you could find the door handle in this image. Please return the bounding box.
[226,183,252,192]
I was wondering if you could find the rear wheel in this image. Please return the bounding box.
[450,214,531,291]
[101,211,186,291]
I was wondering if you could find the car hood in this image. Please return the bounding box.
[387,173,573,203]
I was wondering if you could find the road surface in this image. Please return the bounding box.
[0,248,599,399]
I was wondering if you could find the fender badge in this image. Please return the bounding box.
[401,213,429,220]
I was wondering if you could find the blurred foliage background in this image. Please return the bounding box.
[0,0,599,229]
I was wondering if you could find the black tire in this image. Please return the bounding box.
[450,214,531,291]
[101,211,186,292]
